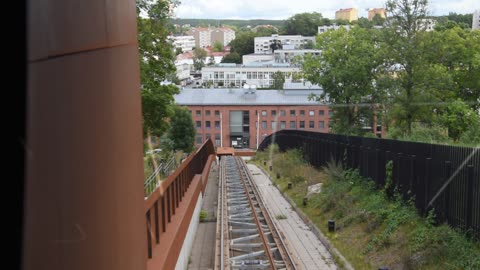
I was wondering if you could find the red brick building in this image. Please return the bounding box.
[174,88,332,149]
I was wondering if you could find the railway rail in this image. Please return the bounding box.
[215,156,298,270]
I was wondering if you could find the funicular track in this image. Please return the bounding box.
[215,156,297,270]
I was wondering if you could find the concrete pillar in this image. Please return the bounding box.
[24,1,146,270]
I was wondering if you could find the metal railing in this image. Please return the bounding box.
[259,130,480,239]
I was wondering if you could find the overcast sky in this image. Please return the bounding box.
[174,0,477,20]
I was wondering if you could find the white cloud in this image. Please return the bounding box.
[174,0,477,19]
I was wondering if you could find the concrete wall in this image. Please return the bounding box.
[175,193,204,270]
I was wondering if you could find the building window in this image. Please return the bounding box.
[215,110,220,117]
[319,121,325,129]
[280,121,286,129]
[328,121,332,128]
[280,110,286,116]
[309,110,314,116]
[299,121,305,129]
[206,110,211,116]
[271,110,276,116]
[196,110,201,116]
[206,121,211,129]
[300,110,305,116]
[262,110,267,116]
[271,121,277,130]
[309,121,314,128]
[319,110,324,116]
[195,134,203,144]
[215,134,221,146]
[328,110,333,116]
[290,121,296,129]
[215,121,220,129]
[262,121,267,129]
[206,134,211,140]
[290,110,296,116]
[196,121,201,128]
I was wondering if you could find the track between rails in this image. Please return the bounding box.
[215,156,298,270]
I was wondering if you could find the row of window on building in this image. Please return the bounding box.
[196,133,221,145]
[195,120,330,130]
[191,109,333,117]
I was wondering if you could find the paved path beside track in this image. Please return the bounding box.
[247,164,337,270]
[189,160,219,270]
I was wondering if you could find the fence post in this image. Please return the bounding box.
[444,161,452,222]
[424,158,432,214]
[466,165,474,231]
[375,149,380,186]
[409,155,416,194]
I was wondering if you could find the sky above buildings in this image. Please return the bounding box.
[173,0,477,20]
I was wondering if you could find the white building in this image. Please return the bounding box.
[201,63,303,88]
[168,35,195,52]
[273,49,321,64]
[242,54,274,65]
[211,28,236,46]
[175,62,191,85]
[187,28,213,48]
[418,19,436,32]
[318,24,351,34]
[473,10,480,30]
[254,35,315,54]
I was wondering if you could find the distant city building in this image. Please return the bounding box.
[473,10,480,30]
[201,63,303,88]
[273,49,321,64]
[318,24,352,33]
[186,27,213,48]
[335,8,358,22]
[368,8,386,20]
[254,35,315,54]
[211,27,236,46]
[175,62,191,85]
[168,35,195,52]
[242,54,274,65]
[418,19,436,32]
[174,88,332,149]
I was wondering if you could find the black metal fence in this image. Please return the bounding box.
[258,130,480,238]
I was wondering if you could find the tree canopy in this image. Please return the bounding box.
[137,0,179,138]
[167,106,196,153]
[283,12,327,36]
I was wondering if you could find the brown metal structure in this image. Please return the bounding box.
[145,139,216,270]
[24,1,217,270]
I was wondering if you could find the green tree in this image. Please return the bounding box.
[229,31,257,56]
[175,47,183,55]
[271,71,285,89]
[168,106,196,153]
[213,41,224,52]
[303,27,381,135]
[372,14,385,26]
[137,0,180,137]
[283,12,325,36]
[356,17,373,29]
[383,0,431,134]
[221,52,241,64]
[193,48,207,71]
[440,99,480,141]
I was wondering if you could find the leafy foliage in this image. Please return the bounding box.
[271,71,285,90]
[193,48,207,71]
[137,0,179,138]
[167,106,195,153]
[221,52,241,64]
[283,12,329,36]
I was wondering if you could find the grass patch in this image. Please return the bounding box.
[199,209,208,222]
[276,214,287,220]
[251,145,480,270]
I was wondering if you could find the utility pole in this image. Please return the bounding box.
[256,112,260,149]
[220,112,223,147]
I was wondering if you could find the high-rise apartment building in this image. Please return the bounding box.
[368,8,386,21]
[473,10,480,30]
[211,27,236,46]
[187,28,213,48]
[335,8,358,22]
